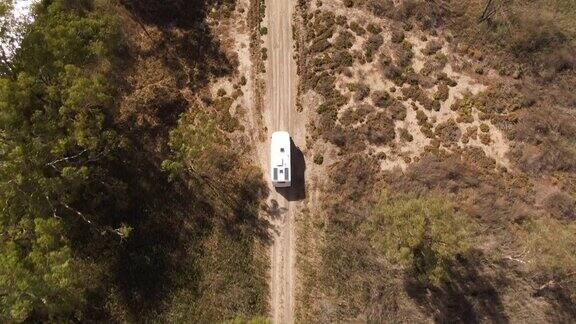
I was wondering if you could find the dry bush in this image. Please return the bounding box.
[449,0,575,76]
[362,112,396,145]
[371,90,391,108]
[391,29,405,43]
[394,0,445,29]
[434,119,461,145]
[433,83,449,101]
[340,104,372,126]
[339,108,356,126]
[394,43,414,68]
[435,72,457,87]
[366,0,395,19]
[383,64,405,85]
[354,83,371,101]
[349,21,366,36]
[512,139,576,174]
[402,85,440,111]
[422,39,443,56]
[451,97,475,124]
[367,23,383,34]
[333,50,354,68]
[479,133,491,145]
[461,126,478,144]
[461,146,495,170]
[388,101,407,121]
[334,30,355,50]
[399,128,414,142]
[416,109,428,125]
[543,191,576,221]
[364,34,384,62]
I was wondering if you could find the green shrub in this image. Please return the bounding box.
[314,153,325,165]
[366,192,473,286]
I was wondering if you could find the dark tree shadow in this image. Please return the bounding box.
[276,139,306,201]
[405,250,510,324]
[537,280,576,322]
[262,198,289,220]
[120,0,234,90]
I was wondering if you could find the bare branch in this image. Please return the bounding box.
[46,148,89,167]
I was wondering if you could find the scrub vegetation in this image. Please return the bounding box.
[295,0,576,322]
[0,0,269,322]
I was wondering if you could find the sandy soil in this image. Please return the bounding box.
[258,0,304,322]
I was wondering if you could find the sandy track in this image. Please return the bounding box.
[258,0,302,322]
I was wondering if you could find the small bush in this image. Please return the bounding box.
[367,0,394,18]
[391,29,405,43]
[371,90,391,108]
[388,102,407,121]
[365,34,384,62]
[395,47,414,68]
[479,133,491,145]
[343,0,354,8]
[354,83,371,101]
[362,112,396,145]
[367,23,383,34]
[313,153,325,165]
[416,109,428,125]
[433,83,449,102]
[543,191,576,221]
[334,31,355,50]
[333,50,354,67]
[383,64,404,85]
[436,72,457,87]
[349,21,366,36]
[399,128,414,142]
[435,119,461,145]
[422,40,443,55]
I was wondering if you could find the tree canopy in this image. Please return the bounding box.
[0,0,128,321]
[367,191,473,286]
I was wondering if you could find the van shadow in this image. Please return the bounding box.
[276,139,306,201]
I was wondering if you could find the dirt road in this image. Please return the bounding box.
[258,0,303,322]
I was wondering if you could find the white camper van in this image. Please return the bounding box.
[270,131,291,187]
